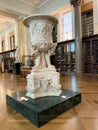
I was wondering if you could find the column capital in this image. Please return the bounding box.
[70,0,83,6]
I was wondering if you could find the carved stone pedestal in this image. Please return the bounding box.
[26,68,61,99]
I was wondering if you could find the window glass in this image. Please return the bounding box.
[61,11,72,41]
[71,42,75,52]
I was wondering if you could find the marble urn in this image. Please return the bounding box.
[23,14,62,99]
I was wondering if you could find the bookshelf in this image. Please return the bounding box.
[82,9,93,36]
[83,34,98,74]
[54,34,98,75]
[0,49,16,73]
[55,39,75,73]
[52,26,57,43]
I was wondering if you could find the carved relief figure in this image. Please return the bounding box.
[26,77,41,93]
[29,21,57,69]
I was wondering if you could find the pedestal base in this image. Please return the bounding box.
[13,63,20,75]
[6,89,81,127]
[26,68,61,99]
[26,89,62,99]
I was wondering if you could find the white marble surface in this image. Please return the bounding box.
[15,45,20,63]
[24,14,62,99]
[26,68,62,99]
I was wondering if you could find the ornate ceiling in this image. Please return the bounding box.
[0,0,52,18]
[0,0,51,33]
[0,0,70,33]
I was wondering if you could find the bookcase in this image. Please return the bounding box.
[55,39,75,73]
[82,9,93,37]
[0,49,16,73]
[52,26,57,43]
[83,34,98,74]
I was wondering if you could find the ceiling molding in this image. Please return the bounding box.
[39,0,70,14]
[0,0,70,17]
[0,0,38,17]
[38,0,51,8]
[18,0,38,8]
[0,10,19,20]
[0,0,71,35]
[0,23,15,35]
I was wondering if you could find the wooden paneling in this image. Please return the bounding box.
[81,2,93,13]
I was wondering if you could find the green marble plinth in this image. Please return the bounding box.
[6,89,81,127]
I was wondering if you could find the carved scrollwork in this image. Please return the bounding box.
[70,0,84,6]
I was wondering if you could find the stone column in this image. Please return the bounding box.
[15,21,20,48]
[93,0,98,34]
[18,18,25,63]
[24,27,29,66]
[70,0,83,75]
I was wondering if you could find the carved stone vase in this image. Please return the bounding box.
[23,14,62,99]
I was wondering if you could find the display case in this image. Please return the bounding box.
[0,49,16,73]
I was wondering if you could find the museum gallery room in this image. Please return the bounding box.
[0,0,98,130]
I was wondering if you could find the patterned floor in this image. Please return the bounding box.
[0,72,98,130]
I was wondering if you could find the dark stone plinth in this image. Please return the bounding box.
[6,89,81,127]
[13,63,20,75]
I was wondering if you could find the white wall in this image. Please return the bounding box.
[39,0,70,14]
[49,0,98,42]
[50,4,74,42]
[14,21,20,48]
[93,0,98,34]
[0,23,15,52]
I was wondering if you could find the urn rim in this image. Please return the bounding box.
[23,14,58,27]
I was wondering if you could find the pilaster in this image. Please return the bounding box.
[70,0,83,75]
[93,0,98,34]
[18,18,25,63]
